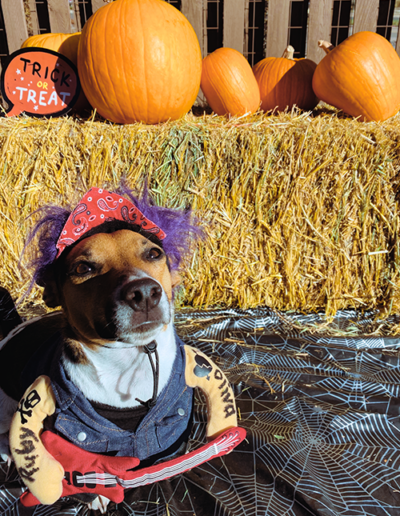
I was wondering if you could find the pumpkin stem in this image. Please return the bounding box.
[318,40,335,54]
[282,45,295,60]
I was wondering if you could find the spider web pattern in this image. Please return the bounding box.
[2,307,400,515]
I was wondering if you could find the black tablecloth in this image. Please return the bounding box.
[1,308,400,516]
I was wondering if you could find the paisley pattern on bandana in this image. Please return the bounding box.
[55,187,166,258]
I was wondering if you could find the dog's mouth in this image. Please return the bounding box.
[93,298,172,344]
[65,274,173,346]
[93,319,168,346]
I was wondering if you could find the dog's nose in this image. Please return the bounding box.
[121,278,162,312]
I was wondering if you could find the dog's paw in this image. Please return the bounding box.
[88,495,111,514]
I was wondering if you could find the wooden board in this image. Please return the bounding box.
[181,0,205,57]
[27,0,40,35]
[353,0,379,33]
[223,0,245,53]
[47,0,72,33]
[266,0,291,57]
[2,0,29,52]
[307,0,334,63]
[91,0,105,13]
[181,0,205,104]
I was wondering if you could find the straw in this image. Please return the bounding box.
[0,107,399,326]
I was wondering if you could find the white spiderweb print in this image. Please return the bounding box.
[249,397,400,515]
[180,308,400,515]
[2,307,400,515]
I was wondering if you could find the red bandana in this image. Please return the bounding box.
[55,187,166,259]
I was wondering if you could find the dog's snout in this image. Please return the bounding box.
[121,278,162,312]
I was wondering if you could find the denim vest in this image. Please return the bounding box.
[21,333,193,460]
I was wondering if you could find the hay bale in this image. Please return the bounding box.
[0,109,400,318]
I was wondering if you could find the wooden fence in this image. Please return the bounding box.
[0,0,399,70]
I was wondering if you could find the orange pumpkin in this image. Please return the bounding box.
[252,46,318,112]
[200,47,260,116]
[77,0,202,124]
[21,32,90,112]
[312,31,400,121]
[22,33,81,64]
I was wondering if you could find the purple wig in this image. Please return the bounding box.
[23,185,203,291]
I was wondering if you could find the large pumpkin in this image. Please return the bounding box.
[200,47,260,116]
[252,46,318,112]
[77,0,202,124]
[312,31,400,121]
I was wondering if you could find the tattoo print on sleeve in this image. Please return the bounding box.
[14,427,40,482]
[16,390,41,424]
[193,355,213,379]
[193,352,236,419]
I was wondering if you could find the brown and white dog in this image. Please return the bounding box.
[0,187,196,512]
[48,228,181,405]
[0,228,181,511]
[0,188,240,512]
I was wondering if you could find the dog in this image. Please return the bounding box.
[0,187,187,511]
[0,187,241,512]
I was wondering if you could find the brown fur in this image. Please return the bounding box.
[63,338,89,365]
[43,230,180,350]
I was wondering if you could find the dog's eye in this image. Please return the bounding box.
[147,247,163,260]
[73,262,93,276]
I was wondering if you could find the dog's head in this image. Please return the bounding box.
[26,187,201,347]
[44,223,181,347]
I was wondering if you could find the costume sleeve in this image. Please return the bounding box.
[184,346,237,439]
[9,375,64,505]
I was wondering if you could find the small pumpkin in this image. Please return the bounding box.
[200,47,260,116]
[21,32,90,112]
[312,31,400,121]
[78,0,202,124]
[252,46,318,112]
[22,33,81,64]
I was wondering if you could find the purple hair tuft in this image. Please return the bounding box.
[23,186,203,293]
[116,184,204,270]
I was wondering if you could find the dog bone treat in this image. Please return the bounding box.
[184,346,237,439]
[9,375,64,505]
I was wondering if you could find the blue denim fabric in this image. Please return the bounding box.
[21,334,193,460]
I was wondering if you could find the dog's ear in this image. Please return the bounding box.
[171,270,181,290]
[42,282,61,308]
[37,269,62,308]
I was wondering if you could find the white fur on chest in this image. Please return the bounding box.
[62,322,177,408]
